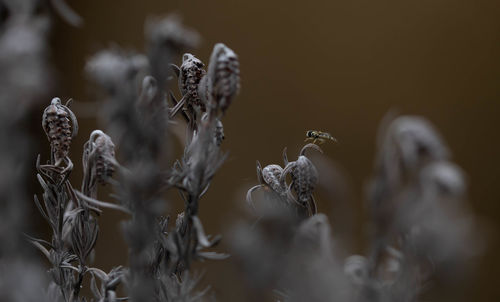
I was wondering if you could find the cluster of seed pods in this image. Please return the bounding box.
[41,97,78,168]
[247,143,321,217]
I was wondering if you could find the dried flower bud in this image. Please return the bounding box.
[42,97,78,163]
[280,155,319,216]
[179,53,206,111]
[85,49,148,93]
[384,116,449,178]
[146,15,200,54]
[93,132,116,185]
[204,43,240,113]
[146,14,200,88]
[369,115,451,222]
[84,130,116,186]
[261,164,287,196]
[283,156,318,203]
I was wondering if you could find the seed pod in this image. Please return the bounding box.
[179,53,206,111]
[205,43,240,113]
[42,97,78,163]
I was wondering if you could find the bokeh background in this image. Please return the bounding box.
[32,0,500,300]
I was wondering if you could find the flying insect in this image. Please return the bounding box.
[305,130,337,145]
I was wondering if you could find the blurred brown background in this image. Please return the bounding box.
[37,0,500,300]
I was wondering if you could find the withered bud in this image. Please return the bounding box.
[261,164,287,196]
[85,49,148,93]
[42,97,78,162]
[204,43,240,114]
[283,155,318,204]
[385,116,449,175]
[179,53,206,111]
[146,15,200,53]
[83,130,116,186]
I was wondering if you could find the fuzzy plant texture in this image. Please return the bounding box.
[0,1,481,302]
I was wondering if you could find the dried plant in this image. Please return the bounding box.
[83,14,238,302]
[9,6,240,301]
[234,115,481,302]
[0,2,483,302]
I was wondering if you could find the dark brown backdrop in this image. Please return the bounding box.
[44,0,500,300]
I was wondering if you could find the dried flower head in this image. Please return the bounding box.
[281,144,322,216]
[146,14,200,89]
[261,163,288,195]
[146,15,200,55]
[41,97,78,171]
[374,115,450,190]
[169,53,207,120]
[202,43,240,114]
[179,54,206,110]
[368,115,452,246]
[246,161,288,209]
[83,130,116,184]
[85,49,148,94]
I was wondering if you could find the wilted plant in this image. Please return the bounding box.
[17,7,241,301]
[0,1,483,302]
[234,115,481,302]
